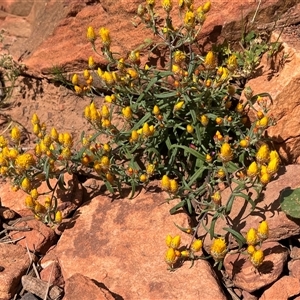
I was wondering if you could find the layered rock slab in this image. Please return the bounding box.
[55,189,226,299]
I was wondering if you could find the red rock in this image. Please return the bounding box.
[9,213,57,254]
[259,276,300,300]
[64,273,114,300]
[55,189,226,299]
[40,260,64,287]
[199,165,300,252]
[0,244,34,300]
[289,260,300,280]
[224,242,289,293]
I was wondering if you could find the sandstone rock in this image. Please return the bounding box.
[0,173,83,218]
[9,212,57,254]
[55,189,226,299]
[40,260,64,288]
[242,290,258,300]
[259,275,300,300]
[0,243,33,300]
[288,259,300,280]
[64,273,114,300]
[198,165,300,252]
[224,242,289,293]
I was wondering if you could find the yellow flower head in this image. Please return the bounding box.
[71,73,78,85]
[260,172,271,185]
[246,228,257,246]
[217,168,225,179]
[251,249,264,268]
[173,50,186,63]
[184,10,195,28]
[215,117,223,125]
[247,161,259,178]
[142,122,151,137]
[165,247,176,265]
[191,239,202,252]
[152,105,160,116]
[161,175,170,191]
[61,147,71,160]
[30,188,39,200]
[8,148,19,160]
[88,56,95,69]
[170,235,181,249]
[269,150,280,161]
[204,51,216,69]
[130,130,139,142]
[50,128,58,141]
[227,55,238,71]
[202,1,211,13]
[146,164,155,175]
[31,113,40,125]
[87,26,96,42]
[186,124,194,134]
[147,0,155,6]
[166,234,172,247]
[257,220,269,241]
[25,195,35,209]
[127,68,138,79]
[205,154,212,163]
[74,85,82,94]
[63,133,73,148]
[211,191,221,205]
[0,135,8,148]
[101,105,110,119]
[122,106,133,120]
[169,179,178,194]
[11,126,21,143]
[200,114,209,126]
[129,50,140,64]
[172,64,181,74]
[162,0,172,12]
[267,158,280,175]
[140,174,148,183]
[174,101,184,112]
[15,153,35,171]
[247,245,256,256]
[256,144,270,164]
[21,177,32,192]
[55,210,63,224]
[211,238,227,262]
[99,27,111,46]
[219,143,233,162]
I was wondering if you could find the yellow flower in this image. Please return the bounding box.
[101,105,110,119]
[202,1,211,13]
[269,150,280,161]
[186,124,194,134]
[61,147,71,160]
[0,135,8,148]
[122,106,133,120]
[166,234,172,247]
[30,189,39,200]
[215,117,223,125]
[15,153,35,171]
[147,0,155,6]
[181,250,190,257]
[63,133,73,148]
[227,55,238,71]
[169,179,178,193]
[267,158,280,175]
[99,27,111,46]
[146,164,155,175]
[211,238,227,261]
[55,210,63,224]
[142,123,151,137]
[87,26,96,42]
[257,116,269,128]
[246,228,258,246]
[161,175,170,191]
[44,196,52,209]
[100,156,110,172]
[217,168,225,179]
[106,172,115,183]
[257,220,269,241]
[11,126,21,143]
[212,191,221,205]
[71,74,78,86]
[88,56,95,69]
[200,115,209,126]
[83,69,90,80]
[173,101,184,112]
[247,245,256,256]
[140,173,148,183]
[152,105,160,115]
[103,143,111,153]
[191,239,202,252]
[162,0,172,12]
[74,85,82,94]
[205,154,212,163]
[21,177,32,192]
[8,148,19,160]
[35,144,42,157]
[25,195,35,209]
[219,143,233,162]
[235,103,244,113]
[260,172,271,185]
[239,139,249,148]
[251,249,264,268]
[172,64,181,74]
[165,247,176,265]
[256,144,270,164]
[127,68,138,79]
[170,235,181,249]
[173,50,185,63]
[247,161,259,178]
[184,10,195,28]
[130,130,139,142]
[129,50,140,64]
[204,51,216,69]
[31,113,40,125]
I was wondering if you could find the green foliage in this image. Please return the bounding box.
[280,188,300,219]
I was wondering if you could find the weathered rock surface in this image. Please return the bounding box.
[224,242,289,293]
[54,189,226,299]
[259,275,300,300]
[0,243,34,300]
[199,165,300,252]
[64,273,114,300]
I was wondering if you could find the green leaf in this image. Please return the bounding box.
[169,200,186,215]
[223,227,246,248]
[58,173,68,191]
[169,144,205,160]
[209,213,219,239]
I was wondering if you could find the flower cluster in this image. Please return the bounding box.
[246,221,269,268]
